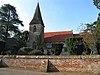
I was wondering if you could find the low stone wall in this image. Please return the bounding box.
[0,55,100,73]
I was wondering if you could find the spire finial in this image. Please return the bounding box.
[36,0,39,6]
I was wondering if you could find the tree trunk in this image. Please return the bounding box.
[5,9,10,39]
[5,26,8,39]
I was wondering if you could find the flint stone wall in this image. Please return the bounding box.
[0,55,100,73]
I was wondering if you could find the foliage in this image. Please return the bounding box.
[0,38,21,55]
[93,20,100,44]
[81,32,95,53]
[52,42,64,44]
[82,13,100,54]
[17,47,44,55]
[14,31,29,47]
[65,36,85,55]
[0,4,23,39]
[17,47,33,55]
[0,4,25,54]
[83,23,96,48]
[52,43,63,55]
[65,38,72,54]
[93,0,100,43]
[93,18,100,54]
[93,0,100,10]
[0,38,5,42]
[28,50,43,55]
[0,38,5,54]
[20,31,29,42]
[81,0,100,54]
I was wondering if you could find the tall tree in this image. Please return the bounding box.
[82,23,96,54]
[0,4,23,39]
[81,1,100,54]
[82,14,100,54]
[93,0,100,9]
[93,16,100,44]
[14,31,29,47]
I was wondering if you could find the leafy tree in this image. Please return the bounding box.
[81,30,96,54]
[14,31,29,47]
[82,15,100,54]
[18,31,29,43]
[93,0,100,54]
[66,37,86,55]
[93,17,100,54]
[79,0,100,54]
[17,47,44,55]
[93,19,100,43]
[0,38,5,54]
[0,4,23,39]
[93,0,100,9]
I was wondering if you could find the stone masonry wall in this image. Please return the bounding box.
[0,55,100,73]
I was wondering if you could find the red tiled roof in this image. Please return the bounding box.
[80,32,92,36]
[44,31,73,43]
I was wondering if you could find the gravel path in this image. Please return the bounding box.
[0,68,99,75]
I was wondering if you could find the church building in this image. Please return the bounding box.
[27,3,44,49]
[27,3,75,49]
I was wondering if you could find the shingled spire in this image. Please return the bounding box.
[29,3,44,27]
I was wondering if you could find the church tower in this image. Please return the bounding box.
[27,3,45,49]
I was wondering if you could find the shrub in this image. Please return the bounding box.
[17,47,33,55]
[0,38,5,54]
[17,47,44,55]
[65,36,85,55]
[28,50,44,55]
[52,43,63,55]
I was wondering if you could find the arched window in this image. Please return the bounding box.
[33,26,36,32]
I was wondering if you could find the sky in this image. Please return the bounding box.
[0,0,99,33]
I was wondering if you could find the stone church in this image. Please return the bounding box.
[27,3,77,49]
[27,3,44,49]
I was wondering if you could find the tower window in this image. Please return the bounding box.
[33,26,36,32]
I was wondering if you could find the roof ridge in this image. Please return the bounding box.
[44,30,72,33]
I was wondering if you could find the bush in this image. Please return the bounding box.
[17,47,44,55]
[0,39,5,54]
[65,36,85,55]
[52,43,63,55]
[28,50,44,55]
[17,47,33,55]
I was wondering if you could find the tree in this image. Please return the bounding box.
[18,31,29,43]
[79,0,100,54]
[82,16,100,54]
[81,28,96,54]
[93,0,100,9]
[93,19,100,43]
[14,31,29,47]
[93,18,100,54]
[0,4,23,39]
[93,0,100,54]
[93,0,100,22]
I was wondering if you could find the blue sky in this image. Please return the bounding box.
[0,0,99,33]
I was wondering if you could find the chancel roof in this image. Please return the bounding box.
[44,31,73,43]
